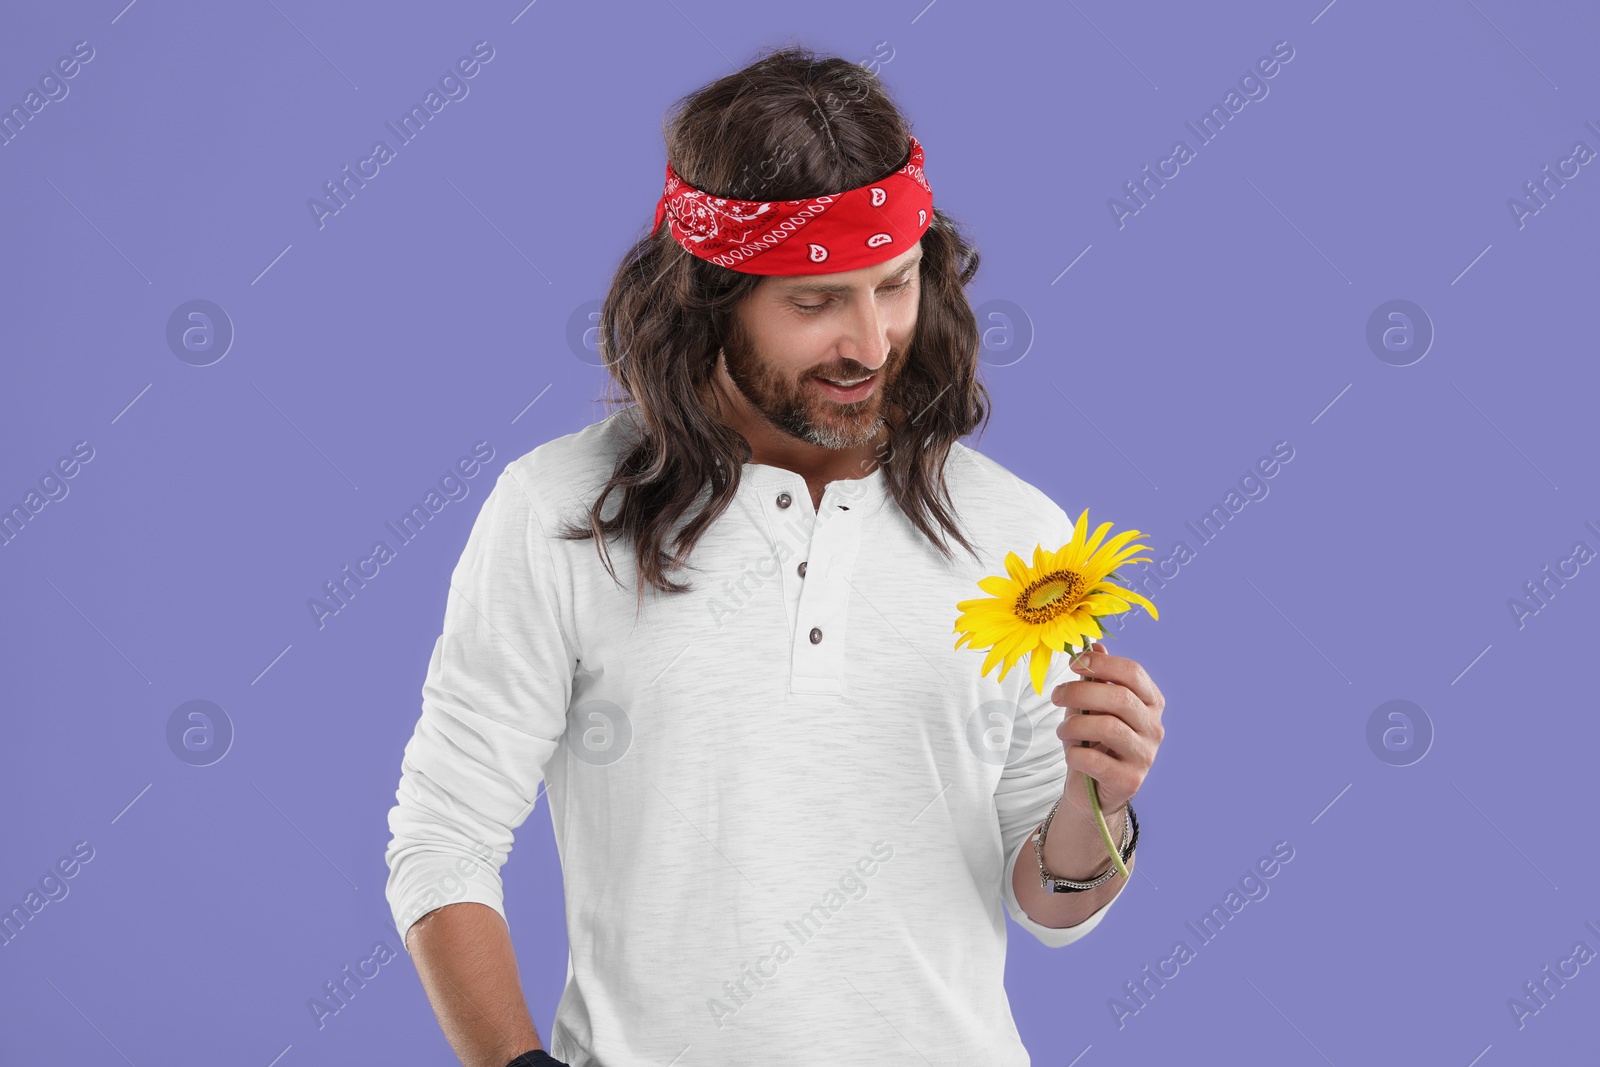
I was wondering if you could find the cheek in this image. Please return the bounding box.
[745,312,814,365]
[889,298,919,344]
[768,338,827,382]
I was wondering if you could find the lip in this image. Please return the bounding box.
[813,374,877,402]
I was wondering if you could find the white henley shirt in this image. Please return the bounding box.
[384,406,1122,1066]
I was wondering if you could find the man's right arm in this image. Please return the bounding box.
[384,464,578,1065]
[405,902,545,1067]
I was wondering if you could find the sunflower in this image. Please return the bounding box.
[953,508,1159,697]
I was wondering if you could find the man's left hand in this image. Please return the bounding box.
[1050,641,1165,821]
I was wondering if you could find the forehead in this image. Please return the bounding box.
[768,243,924,294]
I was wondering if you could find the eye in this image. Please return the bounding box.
[792,277,914,314]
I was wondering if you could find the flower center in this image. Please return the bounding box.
[1015,570,1084,625]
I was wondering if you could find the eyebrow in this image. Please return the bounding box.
[779,252,924,295]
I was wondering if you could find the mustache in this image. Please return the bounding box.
[812,350,903,382]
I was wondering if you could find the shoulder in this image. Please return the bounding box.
[943,440,1072,541]
[490,406,641,529]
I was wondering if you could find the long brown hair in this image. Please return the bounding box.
[558,44,993,612]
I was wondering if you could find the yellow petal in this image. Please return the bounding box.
[981,625,1031,678]
[1080,592,1129,613]
[1095,581,1159,620]
[1086,528,1145,568]
[1003,550,1031,585]
[955,597,1009,619]
[953,613,1007,639]
[1073,613,1104,639]
[1040,614,1076,649]
[1095,545,1152,573]
[975,575,1017,599]
[1028,640,1053,695]
[993,643,1026,684]
[1082,520,1115,557]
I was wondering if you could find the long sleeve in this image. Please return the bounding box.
[383,464,576,946]
[992,503,1123,948]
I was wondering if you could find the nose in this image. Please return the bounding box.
[839,298,892,373]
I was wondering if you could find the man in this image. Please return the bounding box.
[384,46,1166,1067]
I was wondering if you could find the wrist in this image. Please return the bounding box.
[1061,786,1128,845]
[1042,798,1126,878]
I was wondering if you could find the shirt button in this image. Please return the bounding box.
[809,626,823,644]
[797,560,807,578]
[776,492,792,509]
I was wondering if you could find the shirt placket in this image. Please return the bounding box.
[759,478,872,696]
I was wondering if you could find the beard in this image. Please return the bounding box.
[719,314,900,452]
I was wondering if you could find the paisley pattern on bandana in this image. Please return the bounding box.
[651,135,934,276]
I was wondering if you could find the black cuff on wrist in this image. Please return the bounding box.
[505,1051,566,1067]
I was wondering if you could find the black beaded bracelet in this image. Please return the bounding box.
[505,1050,567,1067]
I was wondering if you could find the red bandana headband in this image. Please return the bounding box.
[651,134,934,275]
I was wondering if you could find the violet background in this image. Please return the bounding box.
[2,1,1597,1064]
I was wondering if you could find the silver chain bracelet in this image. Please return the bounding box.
[1033,794,1137,893]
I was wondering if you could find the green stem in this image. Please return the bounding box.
[1074,636,1130,879]
[1086,776,1130,879]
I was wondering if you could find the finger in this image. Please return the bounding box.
[1052,677,1139,713]
[1063,745,1139,796]
[1058,683,1161,745]
[1063,744,1117,778]
[1068,645,1162,711]
[1059,707,1145,758]
[1052,680,1156,737]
